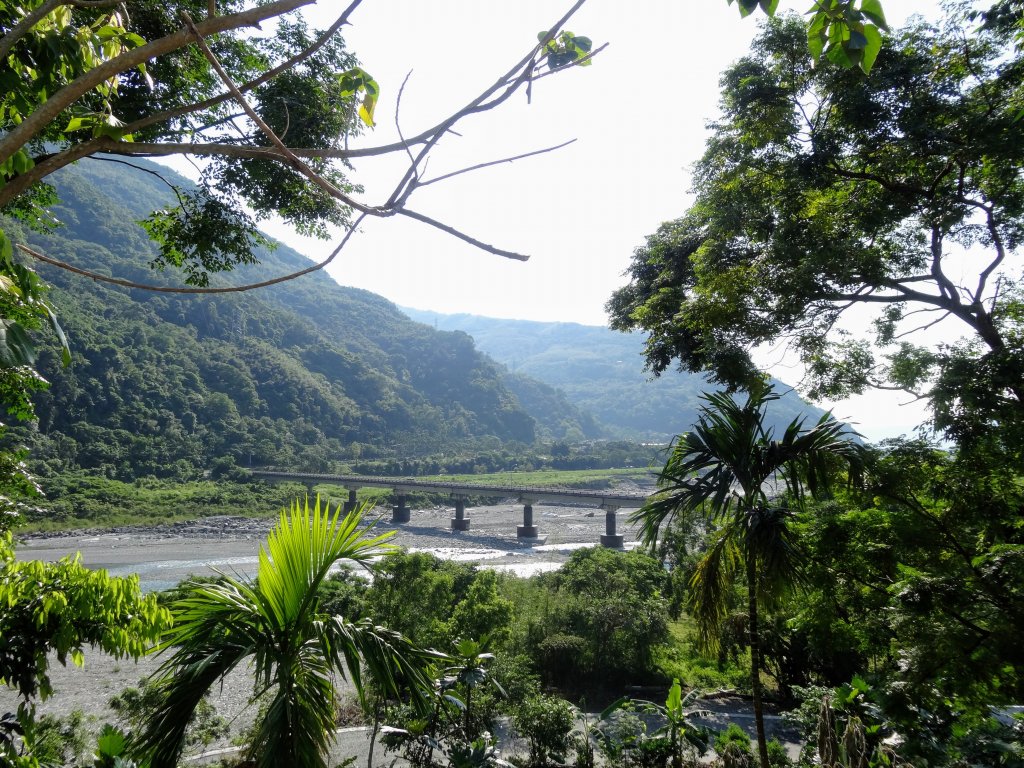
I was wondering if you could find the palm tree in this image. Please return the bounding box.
[133,496,436,768]
[631,379,864,768]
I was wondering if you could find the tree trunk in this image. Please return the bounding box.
[747,548,770,768]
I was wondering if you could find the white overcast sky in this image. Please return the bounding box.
[252,0,956,440]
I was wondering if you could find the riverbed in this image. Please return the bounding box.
[14,498,647,591]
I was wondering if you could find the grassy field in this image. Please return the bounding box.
[395,467,655,488]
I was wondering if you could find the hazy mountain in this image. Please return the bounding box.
[404,310,829,440]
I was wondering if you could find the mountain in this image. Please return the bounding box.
[2,158,598,479]
[403,310,829,440]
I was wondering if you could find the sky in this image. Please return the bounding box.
[251,0,952,441]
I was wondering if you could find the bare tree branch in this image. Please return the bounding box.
[396,209,529,261]
[15,212,367,293]
[892,310,953,339]
[975,206,1007,302]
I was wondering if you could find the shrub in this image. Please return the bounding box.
[714,724,753,768]
[513,694,576,768]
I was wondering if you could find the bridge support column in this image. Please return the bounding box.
[600,505,624,548]
[451,497,470,531]
[517,503,538,539]
[392,494,410,524]
[305,482,316,499]
[343,487,358,514]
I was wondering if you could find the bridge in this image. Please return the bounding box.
[251,471,651,547]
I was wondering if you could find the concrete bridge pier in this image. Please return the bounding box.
[451,497,470,531]
[600,505,624,548]
[517,501,539,539]
[343,487,359,514]
[392,494,410,524]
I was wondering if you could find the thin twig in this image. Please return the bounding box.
[420,139,577,187]
[396,210,529,261]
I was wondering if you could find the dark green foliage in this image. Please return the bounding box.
[714,724,753,768]
[362,551,514,650]
[109,678,229,751]
[607,9,1024,454]
[17,710,89,767]
[527,547,671,685]
[512,694,576,768]
[0,158,604,487]
[317,568,369,621]
[783,438,1024,730]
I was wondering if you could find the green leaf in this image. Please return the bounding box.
[0,229,13,263]
[737,0,759,17]
[0,321,38,367]
[64,116,88,133]
[807,11,828,59]
[666,678,682,712]
[44,306,71,367]
[573,35,593,52]
[860,0,888,29]
[848,28,869,50]
[859,24,882,73]
[11,150,33,176]
[759,0,780,14]
[337,67,379,127]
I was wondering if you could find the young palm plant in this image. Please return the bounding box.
[133,496,436,768]
[631,379,864,768]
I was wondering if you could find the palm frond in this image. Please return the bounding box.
[260,496,395,628]
[133,578,260,767]
[131,498,425,768]
[323,616,441,712]
[743,506,808,606]
[247,650,336,768]
[687,526,741,653]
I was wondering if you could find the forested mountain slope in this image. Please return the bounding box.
[404,311,828,440]
[3,159,597,479]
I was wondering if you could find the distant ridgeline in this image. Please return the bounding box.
[403,310,829,441]
[2,158,603,480]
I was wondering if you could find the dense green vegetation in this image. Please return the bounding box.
[0,158,610,485]
[606,6,1024,768]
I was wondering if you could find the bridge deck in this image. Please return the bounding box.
[251,471,650,508]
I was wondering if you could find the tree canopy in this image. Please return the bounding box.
[608,8,1024,449]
